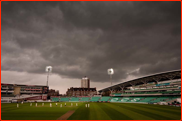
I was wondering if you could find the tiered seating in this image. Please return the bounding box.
[110,96,179,103]
[128,97,144,102]
[80,97,89,102]
[165,97,179,102]
[150,97,169,103]
[1,94,15,97]
[171,81,181,84]
[156,83,170,86]
[162,91,181,94]
[70,97,79,102]
[138,97,156,103]
[90,97,100,102]
[60,97,69,102]
[123,93,130,95]
[110,97,121,102]
[52,97,59,102]
[99,96,110,102]
[173,91,181,93]
[124,86,179,92]
[113,93,122,96]
[145,92,158,94]
[166,86,178,88]
[140,88,147,90]
[119,97,133,102]
[134,92,145,94]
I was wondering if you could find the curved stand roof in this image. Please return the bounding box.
[98,69,181,93]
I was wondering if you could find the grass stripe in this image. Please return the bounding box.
[107,103,153,120]
[131,103,181,114]
[101,103,132,120]
[117,103,179,120]
[68,103,111,120]
[89,103,111,120]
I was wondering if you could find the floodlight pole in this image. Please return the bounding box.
[110,75,113,97]
[45,66,52,87]
[110,75,112,86]
[47,70,50,86]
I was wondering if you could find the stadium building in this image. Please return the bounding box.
[48,89,59,97]
[1,70,181,106]
[81,76,90,88]
[98,70,181,104]
[65,76,96,97]
[66,87,97,96]
[1,83,48,102]
[51,70,181,106]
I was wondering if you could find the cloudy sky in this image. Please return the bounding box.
[1,1,181,94]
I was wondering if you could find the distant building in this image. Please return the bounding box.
[48,89,59,96]
[81,76,90,88]
[66,87,97,96]
[66,76,96,96]
[1,83,48,101]
[1,83,48,96]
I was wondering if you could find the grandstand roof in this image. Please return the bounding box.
[98,69,181,93]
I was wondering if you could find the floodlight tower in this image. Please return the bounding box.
[107,68,114,86]
[45,66,52,86]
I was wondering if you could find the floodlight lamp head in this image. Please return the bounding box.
[108,68,114,75]
[45,66,52,72]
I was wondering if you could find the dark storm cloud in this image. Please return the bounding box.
[1,1,181,83]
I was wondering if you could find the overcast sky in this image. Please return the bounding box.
[1,1,181,94]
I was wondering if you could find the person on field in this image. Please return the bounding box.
[56,103,57,106]
[50,103,52,107]
[65,103,66,106]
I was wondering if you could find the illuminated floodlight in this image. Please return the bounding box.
[107,68,114,86]
[45,66,52,72]
[108,68,114,75]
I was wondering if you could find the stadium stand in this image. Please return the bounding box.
[52,97,59,102]
[138,97,157,103]
[1,94,15,97]
[90,97,100,102]
[145,92,159,94]
[128,97,144,102]
[113,93,122,96]
[162,91,181,94]
[99,96,111,102]
[70,97,80,102]
[120,97,133,102]
[134,92,146,94]
[166,97,178,101]
[60,97,69,102]
[150,97,170,103]
[110,97,121,102]
[80,97,90,102]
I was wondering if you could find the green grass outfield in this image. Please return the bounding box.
[1,102,181,120]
